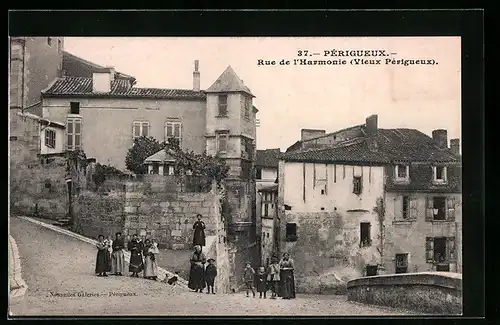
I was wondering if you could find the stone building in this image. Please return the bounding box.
[255,148,280,255]
[279,114,461,293]
[258,184,279,267]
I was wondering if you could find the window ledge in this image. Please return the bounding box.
[215,115,229,118]
[429,220,455,224]
[67,114,82,118]
[432,180,448,185]
[393,178,410,184]
[392,219,416,225]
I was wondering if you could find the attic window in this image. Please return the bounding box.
[394,164,410,182]
[70,102,80,115]
[432,166,447,184]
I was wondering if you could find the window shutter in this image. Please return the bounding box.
[447,237,456,262]
[409,196,418,219]
[446,197,456,221]
[394,196,400,220]
[443,166,448,181]
[432,166,437,181]
[45,130,50,146]
[425,237,434,262]
[425,197,433,222]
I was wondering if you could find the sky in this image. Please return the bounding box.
[64,37,461,152]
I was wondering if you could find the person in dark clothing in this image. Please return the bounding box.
[128,234,144,277]
[243,262,256,298]
[95,235,110,277]
[188,245,206,293]
[204,258,217,294]
[256,266,268,299]
[192,214,206,248]
[111,232,125,276]
[279,253,296,299]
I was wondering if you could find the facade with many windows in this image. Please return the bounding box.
[278,114,461,292]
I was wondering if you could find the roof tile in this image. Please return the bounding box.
[256,148,281,168]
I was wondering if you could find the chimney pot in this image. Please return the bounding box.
[450,138,460,155]
[432,129,448,149]
[193,60,201,92]
[365,114,378,136]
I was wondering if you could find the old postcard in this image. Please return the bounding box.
[9,36,462,316]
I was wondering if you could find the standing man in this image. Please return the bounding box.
[192,214,206,248]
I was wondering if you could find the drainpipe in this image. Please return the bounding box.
[20,38,26,114]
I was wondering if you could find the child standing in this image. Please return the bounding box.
[204,258,217,294]
[267,256,281,299]
[243,262,256,298]
[256,266,268,299]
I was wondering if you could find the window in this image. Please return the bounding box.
[264,203,269,217]
[395,164,409,181]
[66,117,82,151]
[133,121,149,139]
[353,176,362,195]
[244,96,251,119]
[165,121,182,145]
[360,222,371,247]
[285,223,297,242]
[321,189,325,195]
[45,129,56,148]
[70,102,80,115]
[426,196,456,222]
[58,39,62,53]
[218,95,228,117]
[432,166,447,183]
[47,37,52,46]
[395,253,409,274]
[255,167,262,179]
[426,237,456,265]
[402,196,409,219]
[216,130,229,154]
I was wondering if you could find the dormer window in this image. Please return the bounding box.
[432,166,447,184]
[394,164,410,182]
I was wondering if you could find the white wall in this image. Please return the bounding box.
[282,162,385,214]
[40,126,65,155]
[260,167,277,182]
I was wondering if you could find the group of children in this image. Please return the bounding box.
[243,259,281,299]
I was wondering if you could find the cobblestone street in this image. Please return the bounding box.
[10,216,416,316]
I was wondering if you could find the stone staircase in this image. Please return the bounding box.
[53,217,71,228]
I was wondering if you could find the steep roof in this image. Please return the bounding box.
[286,124,364,152]
[280,129,460,164]
[63,51,136,83]
[144,149,175,163]
[42,76,206,100]
[256,148,281,168]
[206,66,254,97]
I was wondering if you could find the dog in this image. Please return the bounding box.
[165,271,179,285]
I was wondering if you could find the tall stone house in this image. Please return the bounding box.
[9,37,259,288]
[278,114,461,292]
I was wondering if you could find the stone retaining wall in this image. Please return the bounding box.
[346,272,462,314]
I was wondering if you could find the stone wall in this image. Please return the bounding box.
[280,211,381,294]
[347,272,462,314]
[122,177,218,249]
[74,191,126,239]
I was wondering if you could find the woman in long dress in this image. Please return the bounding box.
[95,234,110,277]
[128,234,144,277]
[192,214,206,248]
[187,245,206,293]
[279,253,296,299]
[143,239,160,280]
[111,232,126,276]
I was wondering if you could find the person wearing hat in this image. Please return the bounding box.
[204,258,217,294]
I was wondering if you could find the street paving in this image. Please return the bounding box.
[10,216,416,316]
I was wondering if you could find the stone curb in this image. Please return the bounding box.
[18,216,188,288]
[9,234,28,303]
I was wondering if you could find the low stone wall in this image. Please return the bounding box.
[346,272,462,315]
[74,191,126,239]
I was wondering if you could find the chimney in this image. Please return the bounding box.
[193,60,200,91]
[301,129,326,141]
[92,70,112,93]
[432,129,448,149]
[450,138,460,155]
[365,114,378,136]
[105,66,116,82]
